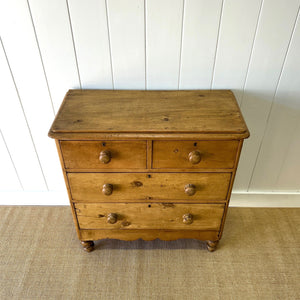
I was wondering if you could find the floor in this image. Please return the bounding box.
[0,206,299,299]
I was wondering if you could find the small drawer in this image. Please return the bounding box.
[60,141,147,169]
[68,172,231,202]
[75,203,225,230]
[152,140,239,169]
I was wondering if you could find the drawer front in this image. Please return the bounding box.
[75,203,225,230]
[60,141,147,169]
[152,140,238,169]
[68,172,231,202]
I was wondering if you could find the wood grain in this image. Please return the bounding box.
[49,132,248,141]
[146,140,152,169]
[68,172,231,202]
[75,203,225,230]
[152,140,239,169]
[79,229,219,242]
[48,89,249,251]
[60,141,147,169]
[55,140,82,239]
[218,139,244,240]
[48,90,249,138]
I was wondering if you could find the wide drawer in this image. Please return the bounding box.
[60,141,147,169]
[75,203,225,230]
[152,140,239,169]
[68,172,231,202]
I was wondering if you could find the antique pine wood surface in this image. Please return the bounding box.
[62,168,235,173]
[48,89,249,139]
[68,172,231,202]
[152,140,238,169]
[61,140,147,169]
[49,90,249,252]
[55,140,82,239]
[79,229,219,242]
[218,139,244,240]
[50,132,249,140]
[75,203,225,230]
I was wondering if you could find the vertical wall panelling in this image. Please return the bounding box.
[233,0,300,192]
[0,0,64,192]
[0,40,47,190]
[212,0,262,104]
[179,0,223,89]
[0,131,22,191]
[277,121,300,191]
[250,11,300,191]
[107,0,145,89]
[67,0,113,89]
[146,0,183,89]
[1,0,300,202]
[28,0,81,112]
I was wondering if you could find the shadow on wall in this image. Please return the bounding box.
[234,88,300,192]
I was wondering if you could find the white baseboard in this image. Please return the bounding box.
[0,191,69,205]
[0,191,299,207]
[230,192,300,207]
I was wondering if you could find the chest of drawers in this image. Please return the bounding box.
[48,90,249,252]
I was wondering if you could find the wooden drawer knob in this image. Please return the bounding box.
[184,184,196,196]
[183,213,193,224]
[99,150,111,164]
[102,183,113,195]
[107,213,118,224]
[188,150,201,164]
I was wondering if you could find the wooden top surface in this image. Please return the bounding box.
[48,90,249,139]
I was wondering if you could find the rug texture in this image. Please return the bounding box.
[0,206,299,299]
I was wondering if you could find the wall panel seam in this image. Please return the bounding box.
[0,37,49,190]
[239,0,264,108]
[26,0,55,115]
[210,0,225,90]
[144,0,147,90]
[177,0,185,90]
[0,130,23,190]
[66,0,82,90]
[247,4,300,192]
[105,0,115,89]
[273,5,300,190]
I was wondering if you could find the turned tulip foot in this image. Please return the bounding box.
[206,240,219,252]
[81,240,95,252]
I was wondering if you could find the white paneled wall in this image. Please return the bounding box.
[212,0,263,104]
[0,0,300,205]
[146,0,183,89]
[68,0,113,89]
[180,0,223,89]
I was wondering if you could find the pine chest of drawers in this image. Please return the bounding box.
[48,90,249,252]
